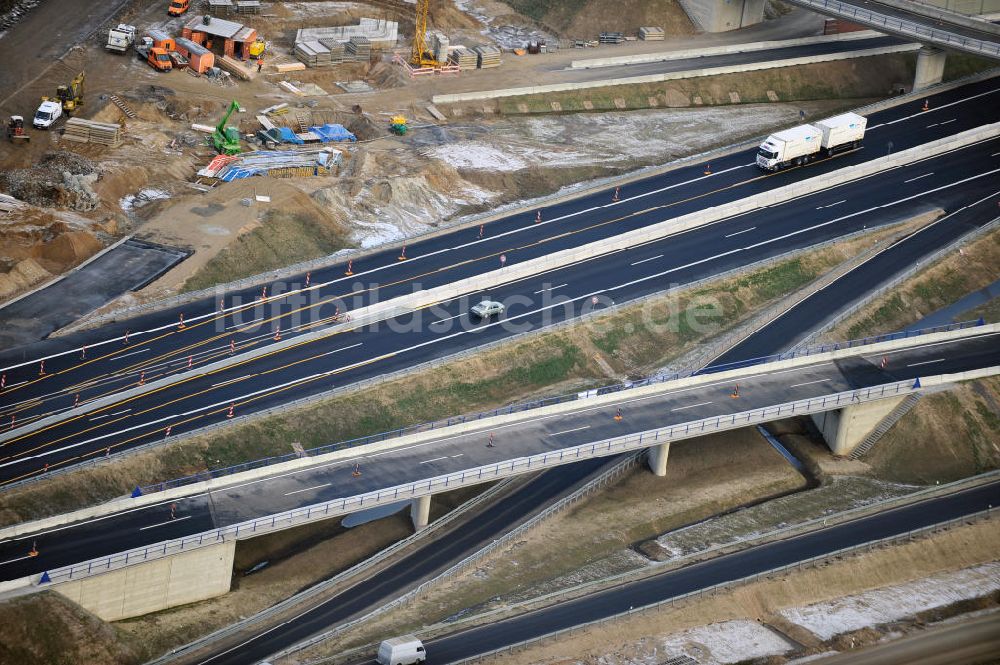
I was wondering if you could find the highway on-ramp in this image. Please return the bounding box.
[1,128,998,486]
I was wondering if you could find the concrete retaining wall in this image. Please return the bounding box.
[51,539,234,621]
[569,31,883,69]
[433,44,921,105]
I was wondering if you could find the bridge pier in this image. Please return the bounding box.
[679,0,765,32]
[914,46,947,91]
[647,442,671,477]
[811,396,906,457]
[51,540,235,621]
[410,494,432,531]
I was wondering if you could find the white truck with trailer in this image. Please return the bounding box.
[756,112,866,171]
[106,24,137,53]
[377,636,426,665]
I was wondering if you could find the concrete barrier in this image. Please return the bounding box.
[433,44,922,105]
[864,0,1000,35]
[4,121,997,446]
[569,31,883,69]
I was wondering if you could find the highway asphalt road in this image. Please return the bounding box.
[708,178,1000,366]
[805,610,1000,665]
[1,127,998,486]
[177,456,614,665]
[419,480,1000,664]
[0,240,188,350]
[1,328,996,583]
[563,35,905,82]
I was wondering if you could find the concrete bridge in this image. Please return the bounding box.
[0,322,996,620]
[682,0,1000,89]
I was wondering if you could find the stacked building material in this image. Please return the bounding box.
[207,0,232,14]
[320,39,347,63]
[599,32,625,44]
[431,31,449,63]
[62,118,121,146]
[197,149,342,181]
[639,26,664,40]
[295,18,397,49]
[235,0,261,15]
[218,54,254,79]
[346,36,370,61]
[294,40,331,66]
[473,45,501,68]
[449,46,477,70]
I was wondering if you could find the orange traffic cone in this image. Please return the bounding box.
[178,313,186,330]
[730,384,740,399]
[352,462,362,477]
[38,360,45,376]
[922,99,929,112]
[398,246,407,261]
[345,259,353,276]
[612,186,620,203]
[138,371,146,386]
[704,163,712,175]
[73,393,80,408]
[614,407,623,422]
[28,541,38,557]
[305,271,311,286]
[274,325,282,341]
[487,432,495,447]
[226,403,235,418]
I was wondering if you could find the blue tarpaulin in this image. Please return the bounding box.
[310,123,356,142]
[278,127,304,144]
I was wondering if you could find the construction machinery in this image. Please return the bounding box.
[106,24,136,53]
[212,100,242,155]
[389,115,408,135]
[44,71,84,114]
[410,0,439,68]
[248,38,267,60]
[6,116,29,142]
[168,0,190,16]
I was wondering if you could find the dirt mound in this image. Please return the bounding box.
[367,61,409,90]
[40,230,102,266]
[0,150,100,211]
[0,591,137,665]
[499,0,693,38]
[0,257,51,298]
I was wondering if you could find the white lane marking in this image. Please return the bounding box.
[630,255,663,266]
[318,342,362,358]
[993,152,1000,157]
[672,401,712,411]
[724,227,756,238]
[451,454,464,458]
[0,554,37,566]
[533,283,568,294]
[790,379,827,388]
[420,456,448,464]
[116,348,150,359]
[939,119,957,125]
[139,515,192,530]
[4,381,26,388]
[226,317,263,331]
[907,358,945,367]
[881,331,1000,357]
[904,172,934,183]
[89,408,131,421]
[212,374,255,388]
[926,123,939,128]
[869,87,999,130]
[815,200,846,210]
[284,483,330,496]
[549,425,591,436]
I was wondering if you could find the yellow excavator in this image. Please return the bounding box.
[43,71,85,114]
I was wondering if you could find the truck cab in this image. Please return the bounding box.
[33,101,62,129]
[149,48,174,70]
[168,0,190,15]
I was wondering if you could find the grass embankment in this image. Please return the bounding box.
[498,0,692,38]
[181,208,350,293]
[0,230,892,527]
[830,227,1000,340]
[495,55,916,115]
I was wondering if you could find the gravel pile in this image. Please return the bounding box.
[0,151,100,211]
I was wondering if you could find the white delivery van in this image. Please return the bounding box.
[33,101,63,129]
[756,124,822,171]
[377,636,426,665]
[813,112,866,156]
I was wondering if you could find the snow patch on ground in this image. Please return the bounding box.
[120,188,170,211]
[423,142,590,171]
[781,562,1000,641]
[659,621,797,664]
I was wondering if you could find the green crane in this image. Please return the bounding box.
[212,100,242,155]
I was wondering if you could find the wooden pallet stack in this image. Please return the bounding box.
[639,26,664,41]
[63,118,121,146]
[449,46,477,70]
[474,45,501,69]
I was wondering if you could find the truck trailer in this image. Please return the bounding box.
[756,112,866,171]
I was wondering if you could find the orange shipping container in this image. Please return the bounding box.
[175,37,215,73]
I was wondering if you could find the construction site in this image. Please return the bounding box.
[0,0,999,663]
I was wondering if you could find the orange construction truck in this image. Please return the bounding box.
[168,0,190,16]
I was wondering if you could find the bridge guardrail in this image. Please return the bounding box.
[790,0,1000,57]
[40,377,935,587]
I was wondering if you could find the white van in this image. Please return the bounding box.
[377,635,426,665]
